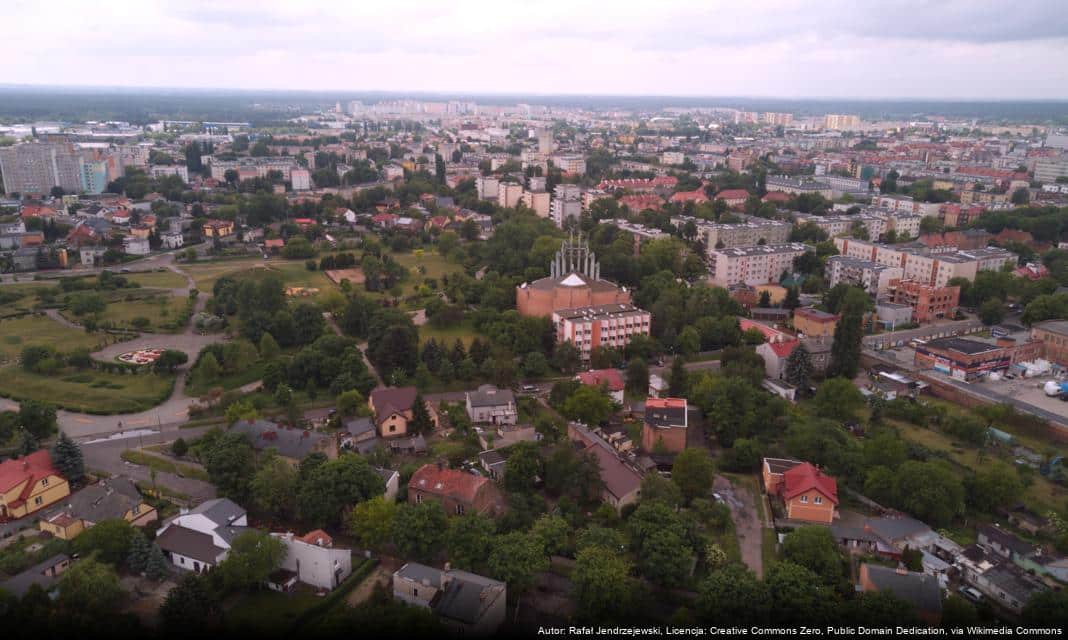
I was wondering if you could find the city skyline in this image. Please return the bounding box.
[4,0,1068,100]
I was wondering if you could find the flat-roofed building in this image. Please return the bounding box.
[826,255,903,296]
[709,242,809,287]
[886,279,960,324]
[552,303,651,361]
[673,215,791,251]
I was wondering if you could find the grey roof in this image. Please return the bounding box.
[984,564,1046,603]
[344,417,374,437]
[466,385,515,408]
[396,562,443,588]
[43,476,145,524]
[867,516,933,544]
[1034,319,1068,336]
[375,467,398,484]
[978,524,1034,557]
[435,568,506,625]
[214,525,254,546]
[0,554,69,598]
[231,419,331,460]
[190,498,246,528]
[156,526,227,564]
[863,564,942,617]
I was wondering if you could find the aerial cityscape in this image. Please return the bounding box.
[1,1,1068,638]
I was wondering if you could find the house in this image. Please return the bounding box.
[408,463,503,516]
[202,219,234,238]
[369,387,437,439]
[958,545,1047,615]
[341,417,376,451]
[576,369,625,404]
[230,419,337,463]
[0,554,71,598]
[0,451,71,520]
[858,563,942,625]
[864,516,937,553]
[478,450,507,481]
[393,562,507,635]
[761,458,838,524]
[155,498,251,573]
[715,188,751,207]
[269,530,352,592]
[122,235,150,256]
[792,307,839,338]
[464,385,518,426]
[641,397,688,454]
[161,230,183,249]
[567,422,643,511]
[38,476,157,540]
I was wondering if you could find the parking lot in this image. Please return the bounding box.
[973,374,1068,419]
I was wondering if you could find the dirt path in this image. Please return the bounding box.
[714,475,764,578]
[346,564,393,606]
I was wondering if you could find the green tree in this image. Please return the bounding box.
[892,460,965,526]
[696,564,769,625]
[1021,589,1068,629]
[171,437,189,457]
[348,495,397,550]
[72,518,135,566]
[445,514,496,571]
[487,531,549,598]
[217,530,287,592]
[764,561,831,625]
[337,389,367,417]
[561,385,614,426]
[571,546,634,622]
[127,531,152,574]
[966,462,1024,513]
[625,357,649,394]
[204,432,256,502]
[668,357,688,397]
[409,394,434,435]
[159,574,223,635]
[827,287,868,378]
[258,332,280,360]
[719,438,764,472]
[672,448,714,503]
[393,501,447,561]
[785,343,813,389]
[531,514,571,557]
[250,450,299,519]
[144,544,170,581]
[195,352,221,385]
[979,298,1005,326]
[51,432,84,483]
[57,557,124,614]
[503,441,542,494]
[297,454,384,528]
[551,341,582,374]
[813,377,865,421]
[782,527,843,585]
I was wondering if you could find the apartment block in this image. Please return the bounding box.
[833,237,1014,287]
[826,255,903,296]
[886,279,961,323]
[552,303,651,361]
[0,142,84,194]
[709,243,809,287]
[672,215,791,251]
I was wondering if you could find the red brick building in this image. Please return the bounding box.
[408,464,503,516]
[641,398,688,453]
[914,336,1045,381]
[886,279,960,323]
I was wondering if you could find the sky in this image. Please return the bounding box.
[4,0,1068,100]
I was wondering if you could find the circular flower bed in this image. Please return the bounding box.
[116,348,166,366]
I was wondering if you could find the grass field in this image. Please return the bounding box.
[119,450,209,481]
[122,270,188,289]
[0,314,105,361]
[186,360,267,397]
[91,291,190,333]
[418,321,482,347]
[182,258,263,291]
[0,365,175,414]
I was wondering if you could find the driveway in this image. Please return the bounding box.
[714,475,764,578]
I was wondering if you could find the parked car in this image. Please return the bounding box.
[961,587,984,603]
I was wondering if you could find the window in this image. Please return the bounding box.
[814,496,823,505]
[415,493,422,503]
[41,478,48,486]
[389,425,396,433]
[414,588,419,597]
[799,495,808,503]
[34,496,43,506]
[456,504,465,515]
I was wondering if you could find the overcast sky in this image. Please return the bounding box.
[5,0,1068,99]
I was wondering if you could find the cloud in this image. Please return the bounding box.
[2,0,1067,99]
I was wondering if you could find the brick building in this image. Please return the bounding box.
[886,279,960,323]
[641,398,688,453]
[408,464,503,516]
[914,336,1044,381]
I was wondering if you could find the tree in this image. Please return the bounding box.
[298,454,385,528]
[488,531,549,598]
[171,437,189,457]
[57,557,123,614]
[640,473,682,508]
[503,441,542,494]
[892,460,965,526]
[204,432,256,502]
[195,352,221,385]
[758,290,772,307]
[785,343,813,389]
[813,377,865,421]
[347,495,397,550]
[409,394,434,435]
[672,448,714,503]
[127,531,151,574]
[668,357,688,397]
[1011,187,1030,206]
[764,561,831,625]
[625,358,649,394]
[638,527,692,587]
[217,530,287,592]
[696,564,769,625]
[827,286,868,379]
[250,451,298,519]
[72,518,135,566]
[531,514,571,557]
[571,546,634,622]
[393,501,447,561]
[259,332,280,360]
[159,573,223,635]
[154,349,188,373]
[145,544,170,581]
[561,385,614,426]
[783,286,801,310]
[445,514,496,571]
[966,462,1024,513]
[51,432,84,483]
[979,297,1005,326]
[782,527,843,585]
[552,341,582,374]
[337,389,367,417]
[18,400,57,439]
[1021,589,1068,629]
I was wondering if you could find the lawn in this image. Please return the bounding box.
[0,365,176,414]
[186,359,267,397]
[122,270,188,289]
[183,259,339,304]
[94,291,191,333]
[119,450,209,481]
[418,321,482,347]
[225,589,323,634]
[182,258,263,291]
[0,314,105,361]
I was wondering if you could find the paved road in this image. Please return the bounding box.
[80,424,217,502]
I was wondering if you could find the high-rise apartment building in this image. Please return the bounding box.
[0,142,84,195]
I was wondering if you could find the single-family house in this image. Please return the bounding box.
[408,463,504,516]
[269,530,352,592]
[567,422,642,512]
[0,451,71,520]
[38,476,157,540]
[641,397,688,454]
[761,458,838,524]
[576,369,625,404]
[230,419,337,463]
[858,563,942,625]
[155,498,251,573]
[393,562,506,635]
[464,385,517,426]
[369,387,437,438]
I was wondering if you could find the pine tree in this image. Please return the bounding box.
[783,286,801,310]
[127,532,151,573]
[145,544,170,581]
[468,337,489,365]
[829,306,864,379]
[410,394,435,435]
[450,339,468,367]
[17,429,38,456]
[51,432,85,483]
[668,357,689,397]
[421,338,442,373]
[785,343,813,390]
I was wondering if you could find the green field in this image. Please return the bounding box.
[97,292,190,333]
[0,366,175,414]
[418,321,482,347]
[122,270,188,289]
[182,258,263,291]
[0,314,105,361]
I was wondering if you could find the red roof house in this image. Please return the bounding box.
[408,464,503,516]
